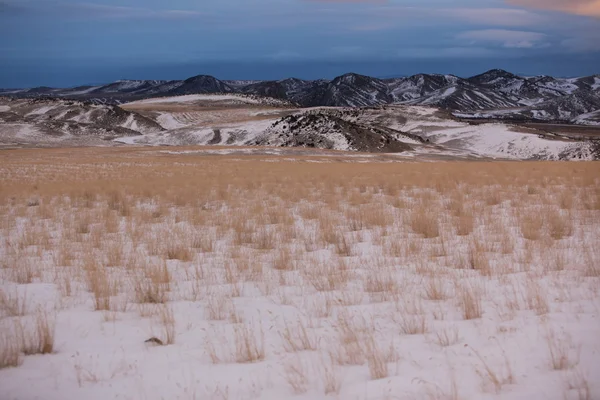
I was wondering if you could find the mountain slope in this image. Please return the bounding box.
[387,74,461,102]
[0,97,164,146]
[2,70,600,125]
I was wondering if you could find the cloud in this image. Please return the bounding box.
[368,6,545,27]
[399,46,498,58]
[66,3,204,19]
[304,0,387,3]
[448,7,545,26]
[351,23,395,31]
[0,0,28,14]
[507,0,600,17]
[0,1,205,19]
[457,29,548,48]
[268,51,304,61]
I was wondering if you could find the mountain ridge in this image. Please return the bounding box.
[2,69,599,125]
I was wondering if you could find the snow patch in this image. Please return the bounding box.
[125,94,261,105]
[25,105,55,116]
[156,113,188,129]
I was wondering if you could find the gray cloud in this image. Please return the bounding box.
[507,0,600,18]
[0,1,205,20]
[457,29,548,48]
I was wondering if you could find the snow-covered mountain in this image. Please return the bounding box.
[386,74,461,102]
[2,94,598,160]
[0,97,163,147]
[2,70,599,125]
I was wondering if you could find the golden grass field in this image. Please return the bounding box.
[0,146,599,400]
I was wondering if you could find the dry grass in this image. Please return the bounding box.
[545,327,580,371]
[0,148,598,398]
[411,207,440,239]
[547,210,573,240]
[469,344,514,394]
[158,305,175,345]
[458,281,484,320]
[519,212,544,241]
[397,312,428,335]
[15,311,56,356]
[234,322,265,364]
[0,286,28,317]
[284,357,309,394]
[280,319,317,353]
[84,261,113,312]
[365,338,390,380]
[0,325,22,369]
[165,243,193,262]
[432,326,460,347]
[321,354,343,395]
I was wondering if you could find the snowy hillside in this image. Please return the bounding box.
[3,70,599,125]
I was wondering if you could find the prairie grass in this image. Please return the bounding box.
[0,147,598,399]
[0,324,22,369]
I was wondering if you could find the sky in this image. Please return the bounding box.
[1,0,599,87]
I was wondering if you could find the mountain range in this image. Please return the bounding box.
[1,69,599,125]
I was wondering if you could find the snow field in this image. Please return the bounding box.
[0,151,599,400]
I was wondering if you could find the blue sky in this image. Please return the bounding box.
[1,0,599,87]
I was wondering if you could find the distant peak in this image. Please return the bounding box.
[184,75,219,82]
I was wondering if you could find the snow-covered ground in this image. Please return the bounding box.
[388,107,596,160]
[416,123,592,160]
[155,113,190,130]
[1,96,596,160]
[125,94,268,106]
[0,153,598,400]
